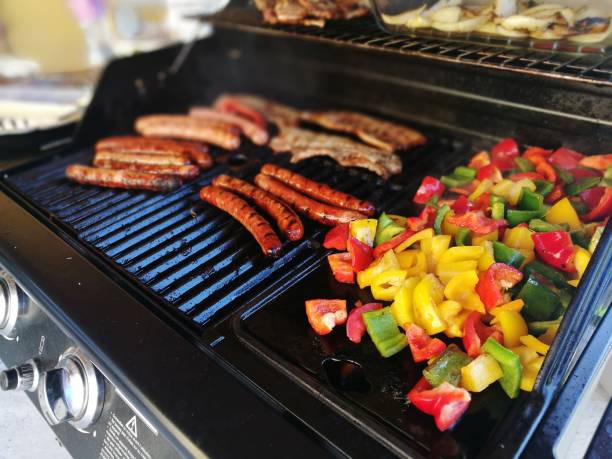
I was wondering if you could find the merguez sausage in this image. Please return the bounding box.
[189,107,269,145]
[254,174,367,226]
[66,165,180,192]
[93,160,200,181]
[94,151,192,166]
[260,164,375,215]
[213,175,303,241]
[199,185,282,257]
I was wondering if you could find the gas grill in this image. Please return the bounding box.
[0,3,611,458]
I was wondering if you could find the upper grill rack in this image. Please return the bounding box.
[210,11,612,86]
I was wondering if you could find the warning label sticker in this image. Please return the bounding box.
[100,413,151,459]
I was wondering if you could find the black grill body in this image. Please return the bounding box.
[0,14,611,459]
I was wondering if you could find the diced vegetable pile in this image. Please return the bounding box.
[306,140,611,431]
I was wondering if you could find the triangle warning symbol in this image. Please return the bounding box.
[126,416,138,438]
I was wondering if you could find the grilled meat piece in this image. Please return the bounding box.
[298,0,369,19]
[255,173,367,226]
[135,115,241,150]
[260,164,375,215]
[189,107,269,145]
[214,94,300,129]
[213,174,304,241]
[269,127,402,178]
[300,110,426,153]
[199,185,283,257]
[255,0,368,26]
[94,151,192,167]
[66,165,181,192]
[93,160,200,181]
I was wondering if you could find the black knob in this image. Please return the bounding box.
[0,367,18,390]
[0,360,39,391]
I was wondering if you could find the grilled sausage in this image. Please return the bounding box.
[94,151,192,167]
[260,164,375,215]
[93,160,200,181]
[96,136,213,169]
[189,107,269,145]
[213,174,303,241]
[135,115,240,150]
[213,96,267,129]
[199,185,282,257]
[66,165,180,192]
[254,174,367,226]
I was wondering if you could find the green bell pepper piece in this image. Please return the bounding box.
[453,166,477,180]
[440,175,471,187]
[528,219,568,233]
[554,166,574,184]
[434,204,450,235]
[490,195,507,206]
[564,177,601,196]
[523,260,568,290]
[570,229,591,250]
[455,228,470,246]
[506,209,545,227]
[374,213,404,246]
[518,273,561,321]
[423,344,472,387]
[603,166,612,187]
[493,241,525,268]
[491,202,505,220]
[363,307,406,358]
[528,317,562,336]
[482,338,522,399]
[534,180,554,197]
[518,189,544,211]
[569,197,589,215]
[589,226,604,254]
[515,157,535,172]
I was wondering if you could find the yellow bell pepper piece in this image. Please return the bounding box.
[472,230,498,246]
[371,270,407,301]
[468,178,493,201]
[520,356,544,392]
[404,251,427,277]
[497,310,528,347]
[391,276,421,329]
[545,197,581,231]
[413,274,446,335]
[489,299,524,317]
[439,246,484,264]
[519,335,550,355]
[508,179,536,206]
[478,241,495,271]
[444,270,479,302]
[438,300,466,338]
[461,354,503,392]
[421,235,451,273]
[574,246,591,280]
[441,213,461,236]
[503,227,535,251]
[539,323,559,345]
[436,260,479,284]
[491,180,514,201]
[349,218,378,247]
[394,228,434,253]
[463,293,486,314]
[567,279,579,287]
[510,346,539,367]
[396,250,418,269]
[357,250,400,289]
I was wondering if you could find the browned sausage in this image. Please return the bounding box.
[94,151,192,166]
[66,165,180,192]
[135,115,240,150]
[213,175,303,241]
[260,164,375,216]
[254,174,367,226]
[96,136,213,169]
[199,185,282,257]
[214,96,267,129]
[93,159,200,181]
[189,108,269,145]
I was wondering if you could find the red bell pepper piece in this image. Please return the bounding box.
[447,211,506,235]
[468,151,491,169]
[372,229,415,259]
[406,206,437,232]
[327,252,354,284]
[346,302,382,343]
[462,311,503,357]
[449,187,471,196]
[545,183,564,204]
[476,164,502,182]
[305,299,347,336]
[548,147,584,170]
[413,176,445,204]
[532,231,576,273]
[475,263,523,310]
[508,172,546,182]
[523,147,553,163]
[347,236,374,272]
[491,138,520,171]
[407,379,471,431]
[405,323,447,363]
[570,167,602,181]
[581,188,612,222]
[451,195,473,215]
[535,161,557,183]
[472,192,491,212]
[323,223,349,251]
[580,186,605,210]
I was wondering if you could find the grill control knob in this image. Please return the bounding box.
[38,347,104,431]
[0,269,26,339]
[0,359,40,392]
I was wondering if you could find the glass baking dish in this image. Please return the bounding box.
[370,1,612,53]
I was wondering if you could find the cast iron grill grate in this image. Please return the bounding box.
[4,136,472,329]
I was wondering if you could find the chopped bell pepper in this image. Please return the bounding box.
[436,260,479,284]
[439,245,484,264]
[472,230,499,246]
[441,167,476,187]
[564,177,601,197]
[362,307,406,358]
[503,226,535,251]
[532,231,576,273]
[545,183,564,204]
[347,236,374,272]
[528,219,567,233]
[305,299,347,336]
[462,293,486,314]
[518,189,544,211]
[491,138,520,171]
[523,146,552,164]
[571,167,602,181]
[509,172,545,182]
[407,379,471,431]
[402,251,428,277]
[423,344,472,387]
[468,151,491,169]
[510,345,538,368]
[477,164,503,182]
[405,323,446,363]
[372,229,415,259]
[460,354,503,392]
[491,201,505,220]
[579,154,612,171]
[469,179,493,201]
[356,249,400,288]
[519,335,550,355]
[346,302,382,344]
[421,235,451,271]
[537,161,558,183]
[374,213,405,247]
[580,186,605,211]
[477,241,495,272]
[518,273,561,321]
[413,274,446,335]
[496,310,528,347]
[391,276,421,329]
[455,228,471,246]
[394,228,434,253]
[327,252,354,284]
[462,312,503,358]
[574,246,591,281]
[371,269,407,301]
[406,205,437,231]
[549,147,584,169]
[514,157,535,172]
[414,176,445,204]
[475,263,523,311]
[528,318,561,336]
[434,205,451,235]
[448,211,506,235]
[506,209,545,227]
[438,301,468,337]
[489,299,524,317]
[444,270,480,302]
[323,223,349,250]
[538,322,560,345]
[482,338,522,398]
[349,218,378,247]
[588,225,604,254]
[520,355,544,392]
[534,179,554,197]
[451,195,472,215]
[581,188,612,222]
[523,260,568,290]
[492,241,526,269]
